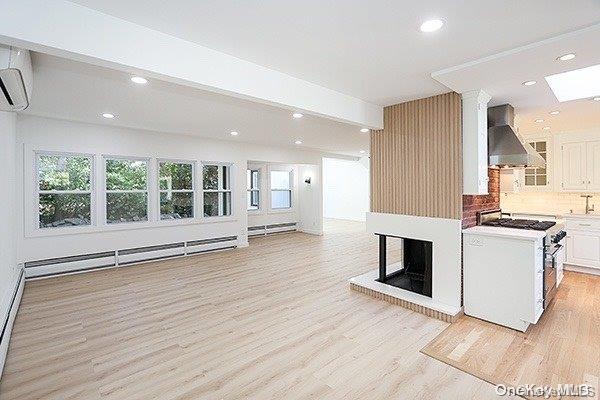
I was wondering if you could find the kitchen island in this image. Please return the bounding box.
[463,226,548,332]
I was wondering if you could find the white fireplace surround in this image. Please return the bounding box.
[350,212,463,317]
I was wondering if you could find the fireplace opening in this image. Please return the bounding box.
[376,235,432,298]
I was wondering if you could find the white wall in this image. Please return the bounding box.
[16,115,325,263]
[0,111,19,376]
[322,157,369,221]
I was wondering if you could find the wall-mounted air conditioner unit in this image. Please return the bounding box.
[0,46,32,111]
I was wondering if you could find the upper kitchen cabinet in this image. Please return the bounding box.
[587,141,600,191]
[559,137,599,192]
[523,137,551,191]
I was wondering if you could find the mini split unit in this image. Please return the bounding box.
[0,46,32,111]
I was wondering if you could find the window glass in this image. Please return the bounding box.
[106,159,147,190]
[247,169,260,210]
[203,164,232,217]
[271,190,292,209]
[37,154,92,228]
[271,170,291,189]
[159,162,194,220]
[270,170,292,209]
[105,158,148,224]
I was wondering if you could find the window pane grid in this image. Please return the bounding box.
[37,153,93,229]
[524,141,548,187]
[105,158,149,224]
[203,164,232,217]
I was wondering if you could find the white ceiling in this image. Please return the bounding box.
[432,25,600,136]
[24,53,369,156]
[68,0,600,106]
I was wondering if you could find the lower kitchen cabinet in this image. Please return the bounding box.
[565,216,600,271]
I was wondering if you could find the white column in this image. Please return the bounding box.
[462,90,491,195]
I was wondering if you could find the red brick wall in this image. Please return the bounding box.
[462,168,500,228]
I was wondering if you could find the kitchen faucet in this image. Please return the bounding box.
[581,195,595,214]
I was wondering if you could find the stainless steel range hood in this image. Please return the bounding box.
[488,104,545,167]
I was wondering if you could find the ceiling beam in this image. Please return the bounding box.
[0,0,383,129]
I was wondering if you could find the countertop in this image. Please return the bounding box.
[462,225,546,240]
[563,213,600,220]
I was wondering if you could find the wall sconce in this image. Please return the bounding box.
[304,177,312,185]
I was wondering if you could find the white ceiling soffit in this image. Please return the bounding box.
[0,0,383,129]
[431,24,600,134]
[24,53,370,157]
[68,0,600,106]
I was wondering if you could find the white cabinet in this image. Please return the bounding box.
[500,168,522,193]
[565,216,600,271]
[567,232,600,267]
[561,142,587,190]
[587,141,600,191]
[560,140,600,191]
[462,90,491,195]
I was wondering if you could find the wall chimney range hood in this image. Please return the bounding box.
[487,104,545,167]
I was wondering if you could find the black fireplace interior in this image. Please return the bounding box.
[377,235,432,298]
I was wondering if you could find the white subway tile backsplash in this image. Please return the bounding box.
[500,192,597,216]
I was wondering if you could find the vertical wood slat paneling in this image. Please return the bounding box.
[370,92,462,219]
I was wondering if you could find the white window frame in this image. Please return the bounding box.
[34,150,95,231]
[103,155,150,225]
[157,159,196,221]
[202,162,233,218]
[247,167,261,212]
[269,168,294,211]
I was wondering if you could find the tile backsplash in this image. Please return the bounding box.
[500,192,598,216]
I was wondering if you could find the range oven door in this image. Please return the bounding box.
[544,245,560,308]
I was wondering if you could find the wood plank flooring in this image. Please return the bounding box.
[422,271,600,400]
[1,219,504,399]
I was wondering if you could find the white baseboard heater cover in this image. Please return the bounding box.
[248,222,297,236]
[24,235,238,278]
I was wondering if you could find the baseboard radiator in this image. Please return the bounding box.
[1,267,25,378]
[24,236,238,279]
[248,222,297,237]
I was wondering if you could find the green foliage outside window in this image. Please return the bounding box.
[38,154,92,228]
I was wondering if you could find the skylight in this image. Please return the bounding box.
[545,64,600,102]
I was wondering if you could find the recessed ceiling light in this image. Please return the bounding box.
[535,118,544,123]
[542,126,551,131]
[102,113,115,119]
[420,19,444,33]
[360,128,369,133]
[359,150,366,154]
[294,139,303,145]
[131,76,148,84]
[545,64,600,102]
[549,110,560,115]
[522,80,537,86]
[594,97,600,101]
[230,131,239,136]
[292,112,304,119]
[556,53,576,61]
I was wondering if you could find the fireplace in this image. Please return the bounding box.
[377,234,433,297]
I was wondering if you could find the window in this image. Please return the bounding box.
[105,158,148,224]
[270,170,292,209]
[525,141,548,186]
[203,164,232,217]
[159,161,194,220]
[247,169,260,210]
[37,153,92,228]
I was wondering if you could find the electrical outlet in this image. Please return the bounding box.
[469,237,484,246]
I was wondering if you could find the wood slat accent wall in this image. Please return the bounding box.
[370,92,462,219]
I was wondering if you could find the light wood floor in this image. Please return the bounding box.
[1,219,504,400]
[422,271,600,399]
